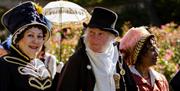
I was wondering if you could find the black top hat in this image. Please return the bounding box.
[1,1,51,43]
[83,7,119,36]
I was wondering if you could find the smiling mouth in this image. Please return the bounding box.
[29,46,39,50]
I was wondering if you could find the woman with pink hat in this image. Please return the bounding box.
[119,26,169,91]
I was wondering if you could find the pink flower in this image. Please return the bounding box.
[163,49,174,61]
[160,25,166,29]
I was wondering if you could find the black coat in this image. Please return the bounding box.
[0,46,52,91]
[170,70,180,91]
[56,39,137,91]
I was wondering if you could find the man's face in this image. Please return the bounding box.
[85,27,115,53]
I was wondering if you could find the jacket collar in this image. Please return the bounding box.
[10,44,30,61]
[130,65,162,86]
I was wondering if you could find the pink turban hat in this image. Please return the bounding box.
[119,27,154,65]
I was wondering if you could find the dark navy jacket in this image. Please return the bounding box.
[0,46,52,91]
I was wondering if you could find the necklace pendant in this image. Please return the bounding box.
[120,68,126,76]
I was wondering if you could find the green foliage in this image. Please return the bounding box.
[47,27,82,63]
[172,42,180,64]
[149,22,180,81]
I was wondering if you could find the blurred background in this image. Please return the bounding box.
[0,0,180,84]
[0,0,180,36]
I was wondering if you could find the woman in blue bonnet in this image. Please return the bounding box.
[0,1,52,91]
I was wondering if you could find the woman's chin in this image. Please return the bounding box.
[26,52,38,59]
[29,55,36,59]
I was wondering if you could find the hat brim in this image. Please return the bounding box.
[83,22,119,36]
[12,23,51,44]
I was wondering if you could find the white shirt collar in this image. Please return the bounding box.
[130,65,162,86]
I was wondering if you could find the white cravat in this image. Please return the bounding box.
[85,41,119,91]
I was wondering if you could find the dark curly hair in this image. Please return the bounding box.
[15,24,47,44]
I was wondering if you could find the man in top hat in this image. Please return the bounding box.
[55,7,137,91]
